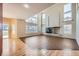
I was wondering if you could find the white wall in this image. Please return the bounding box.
[16,19,26,37]
[76,4,79,46]
[72,4,76,39]
[42,4,62,27]
[37,13,42,33]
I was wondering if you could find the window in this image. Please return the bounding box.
[64,4,71,13]
[63,3,72,35]
[64,24,72,34]
[3,24,8,31]
[64,12,72,19]
[3,24,9,38]
[26,15,38,33]
[64,3,72,21]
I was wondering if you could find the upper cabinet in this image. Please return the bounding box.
[42,4,63,27]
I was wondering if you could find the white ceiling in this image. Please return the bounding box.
[3,3,54,19]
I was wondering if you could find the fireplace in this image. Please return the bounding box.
[46,27,60,34]
[46,27,53,33]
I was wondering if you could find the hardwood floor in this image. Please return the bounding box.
[2,35,79,56]
[20,35,79,50]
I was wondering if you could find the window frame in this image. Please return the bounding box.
[63,3,72,35]
[64,3,72,21]
[63,24,72,35]
[26,15,38,33]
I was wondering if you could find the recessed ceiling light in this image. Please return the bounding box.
[23,4,30,8]
[25,20,29,22]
